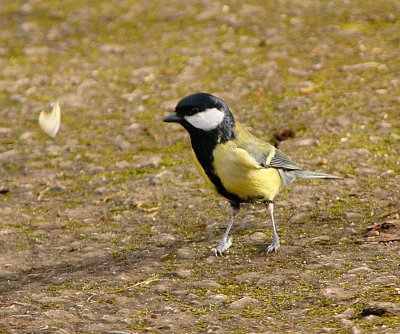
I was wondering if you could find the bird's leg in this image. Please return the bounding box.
[266,201,280,252]
[211,203,239,256]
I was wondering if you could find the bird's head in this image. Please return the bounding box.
[163,93,235,137]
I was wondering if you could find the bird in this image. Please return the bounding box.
[163,92,341,256]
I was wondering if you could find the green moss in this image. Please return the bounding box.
[128,320,151,331]
[47,281,72,292]
[181,305,210,315]
[360,285,400,303]
[41,302,61,310]
[96,298,116,305]
[0,0,399,332]
[160,156,187,167]
[112,250,127,262]
[239,305,267,319]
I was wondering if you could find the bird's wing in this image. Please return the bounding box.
[235,123,300,171]
[244,142,300,170]
[266,149,300,170]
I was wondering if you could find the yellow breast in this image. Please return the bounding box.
[212,142,282,202]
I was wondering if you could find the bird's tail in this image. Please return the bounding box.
[278,169,342,189]
[293,170,342,180]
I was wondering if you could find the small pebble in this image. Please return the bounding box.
[320,287,354,301]
[347,266,372,274]
[229,296,260,309]
[376,89,387,95]
[340,62,380,72]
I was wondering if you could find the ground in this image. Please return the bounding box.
[0,0,399,333]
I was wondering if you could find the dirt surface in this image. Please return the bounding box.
[1,0,400,333]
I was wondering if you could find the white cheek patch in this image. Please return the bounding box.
[184,108,225,131]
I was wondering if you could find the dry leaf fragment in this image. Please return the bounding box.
[136,201,160,213]
[38,101,61,137]
[366,222,397,237]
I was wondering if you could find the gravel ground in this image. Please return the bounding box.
[0,0,399,333]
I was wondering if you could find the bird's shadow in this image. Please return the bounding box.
[0,243,184,293]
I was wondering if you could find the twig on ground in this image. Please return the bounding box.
[111,274,160,293]
[379,209,400,219]
[355,238,400,244]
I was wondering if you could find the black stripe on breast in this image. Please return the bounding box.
[189,128,242,205]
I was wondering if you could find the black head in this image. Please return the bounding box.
[163,93,235,137]
[175,92,227,116]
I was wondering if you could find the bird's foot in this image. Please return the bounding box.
[267,236,280,253]
[211,237,232,256]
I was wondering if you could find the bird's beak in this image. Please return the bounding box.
[163,112,182,123]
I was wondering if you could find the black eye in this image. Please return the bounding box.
[190,107,199,115]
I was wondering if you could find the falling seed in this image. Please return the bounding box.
[358,44,367,52]
[38,101,61,137]
[299,85,315,94]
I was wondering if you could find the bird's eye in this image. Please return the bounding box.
[190,107,199,115]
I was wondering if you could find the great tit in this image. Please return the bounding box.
[163,93,341,256]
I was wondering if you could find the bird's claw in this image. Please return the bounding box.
[211,237,232,256]
[267,237,280,253]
